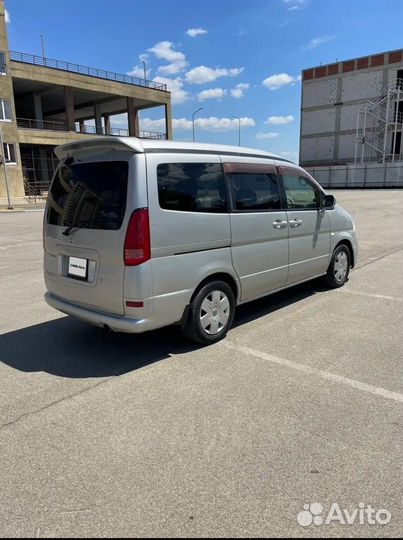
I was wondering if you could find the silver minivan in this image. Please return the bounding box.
[44,137,358,344]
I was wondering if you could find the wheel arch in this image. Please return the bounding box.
[190,272,240,304]
[335,239,355,268]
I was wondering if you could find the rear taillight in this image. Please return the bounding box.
[124,208,151,266]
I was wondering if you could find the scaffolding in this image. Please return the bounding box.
[20,145,58,199]
[355,78,403,164]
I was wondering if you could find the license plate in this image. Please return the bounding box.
[68,257,88,280]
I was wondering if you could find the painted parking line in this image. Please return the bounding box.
[336,289,403,302]
[223,342,403,404]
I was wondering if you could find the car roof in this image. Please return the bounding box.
[55,136,294,164]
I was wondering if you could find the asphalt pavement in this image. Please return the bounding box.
[0,190,402,537]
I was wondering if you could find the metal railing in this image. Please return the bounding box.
[76,124,166,139]
[17,117,67,131]
[10,50,168,92]
[17,117,166,140]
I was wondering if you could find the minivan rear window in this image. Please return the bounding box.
[47,161,128,230]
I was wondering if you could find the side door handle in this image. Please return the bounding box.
[289,218,303,228]
[273,219,288,229]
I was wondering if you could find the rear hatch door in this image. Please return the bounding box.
[44,153,133,315]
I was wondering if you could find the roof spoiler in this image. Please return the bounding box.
[54,137,145,161]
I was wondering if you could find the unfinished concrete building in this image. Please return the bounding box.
[0,0,172,204]
[300,49,403,167]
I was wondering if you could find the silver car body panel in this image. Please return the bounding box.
[44,138,358,334]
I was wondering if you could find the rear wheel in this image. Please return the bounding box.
[323,244,350,288]
[182,281,235,345]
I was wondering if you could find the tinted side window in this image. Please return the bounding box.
[282,174,321,209]
[228,172,281,211]
[157,163,227,213]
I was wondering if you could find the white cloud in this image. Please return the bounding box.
[140,116,255,133]
[185,65,244,85]
[148,41,185,63]
[110,113,128,128]
[196,116,255,132]
[230,83,250,99]
[283,0,309,11]
[263,73,297,90]
[140,118,166,132]
[5,8,10,23]
[148,41,188,76]
[172,118,194,131]
[198,88,227,101]
[256,132,280,139]
[153,76,189,104]
[158,61,188,75]
[304,35,336,51]
[140,117,192,132]
[126,65,151,79]
[186,28,208,38]
[265,115,295,125]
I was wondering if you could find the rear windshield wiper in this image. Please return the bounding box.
[62,220,89,236]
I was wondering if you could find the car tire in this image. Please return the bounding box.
[182,280,235,345]
[323,244,351,288]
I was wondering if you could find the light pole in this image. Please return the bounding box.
[40,34,46,58]
[0,126,13,210]
[192,107,203,142]
[142,60,147,85]
[40,34,47,66]
[232,115,241,146]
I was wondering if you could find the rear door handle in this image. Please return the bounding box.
[273,219,288,229]
[289,218,303,228]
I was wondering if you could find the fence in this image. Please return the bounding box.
[305,162,403,188]
[17,117,167,140]
[10,51,168,92]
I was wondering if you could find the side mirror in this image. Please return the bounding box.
[323,194,335,209]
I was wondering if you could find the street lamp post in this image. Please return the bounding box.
[142,60,147,85]
[40,34,46,58]
[232,115,241,146]
[192,107,203,142]
[0,126,13,210]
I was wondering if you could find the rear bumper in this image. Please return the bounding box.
[45,292,154,333]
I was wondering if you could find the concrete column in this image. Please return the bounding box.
[64,86,75,131]
[39,148,50,184]
[164,103,173,140]
[104,114,112,135]
[94,104,103,134]
[127,98,139,137]
[34,94,43,126]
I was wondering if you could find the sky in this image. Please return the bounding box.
[4,0,403,162]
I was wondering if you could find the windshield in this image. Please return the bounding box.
[47,161,128,230]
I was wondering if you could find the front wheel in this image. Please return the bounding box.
[182,281,235,344]
[323,244,351,288]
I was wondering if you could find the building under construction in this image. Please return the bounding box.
[0,0,172,205]
[300,49,403,167]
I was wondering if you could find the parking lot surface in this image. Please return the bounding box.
[0,190,402,537]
